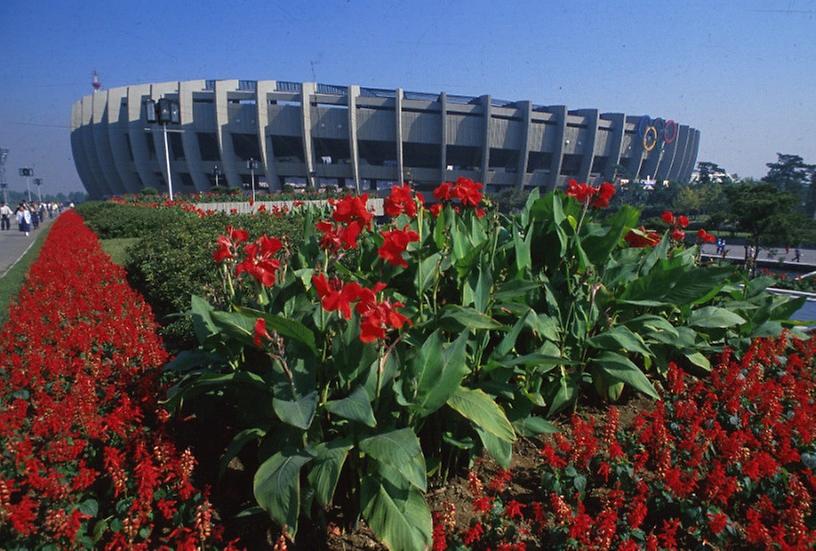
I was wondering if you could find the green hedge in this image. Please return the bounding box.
[124,211,305,347]
[76,201,187,239]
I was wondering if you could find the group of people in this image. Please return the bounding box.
[0,201,63,236]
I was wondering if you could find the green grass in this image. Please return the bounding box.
[100,238,139,266]
[0,226,53,325]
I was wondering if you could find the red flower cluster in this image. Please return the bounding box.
[378,225,420,268]
[565,179,616,209]
[0,212,230,549]
[384,183,424,218]
[432,177,486,217]
[624,226,661,248]
[317,194,374,251]
[696,228,716,244]
[312,274,410,343]
[661,210,689,242]
[214,227,284,287]
[436,333,816,550]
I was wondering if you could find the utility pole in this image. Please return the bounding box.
[0,148,8,204]
[144,98,180,200]
[19,167,33,202]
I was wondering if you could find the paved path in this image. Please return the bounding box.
[0,215,57,276]
[700,243,816,270]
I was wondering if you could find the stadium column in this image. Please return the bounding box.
[572,108,599,184]
[179,80,210,192]
[602,113,626,181]
[667,125,690,181]
[395,88,404,184]
[640,134,662,182]
[347,84,361,192]
[516,100,532,189]
[301,82,317,188]
[256,80,280,192]
[481,95,491,185]
[680,130,700,183]
[127,83,159,190]
[106,87,141,193]
[654,126,679,183]
[70,101,98,198]
[92,90,126,195]
[215,80,241,188]
[81,94,108,197]
[628,115,648,180]
[547,105,567,190]
[440,91,448,184]
[151,82,182,195]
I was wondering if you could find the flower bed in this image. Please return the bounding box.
[0,211,232,549]
[433,332,816,550]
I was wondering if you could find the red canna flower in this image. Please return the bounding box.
[661,210,675,224]
[433,182,455,202]
[566,179,595,203]
[429,203,443,217]
[378,226,420,268]
[625,227,661,248]
[384,183,422,218]
[236,235,283,286]
[331,194,373,228]
[671,229,686,242]
[253,318,272,348]
[677,214,689,228]
[453,177,484,207]
[590,182,616,208]
[697,228,716,244]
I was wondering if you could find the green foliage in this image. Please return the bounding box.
[164,188,802,550]
[124,210,304,346]
[76,201,182,239]
[725,182,802,253]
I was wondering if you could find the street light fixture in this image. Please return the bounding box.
[213,164,222,188]
[19,167,33,202]
[33,178,43,202]
[144,98,180,200]
[0,148,9,205]
[247,158,259,204]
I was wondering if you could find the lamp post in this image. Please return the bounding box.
[19,167,33,202]
[0,148,8,205]
[144,98,180,201]
[247,158,259,204]
[213,164,222,188]
[33,178,42,202]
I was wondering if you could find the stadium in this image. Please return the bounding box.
[70,79,700,198]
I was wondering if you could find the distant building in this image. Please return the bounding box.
[70,80,700,198]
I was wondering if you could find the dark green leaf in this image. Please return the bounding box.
[253,449,312,537]
[447,387,516,442]
[325,387,376,427]
[359,429,427,492]
[307,438,353,508]
[273,391,318,430]
[592,351,658,399]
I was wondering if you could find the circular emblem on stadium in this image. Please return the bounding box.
[643,126,658,151]
[664,119,678,144]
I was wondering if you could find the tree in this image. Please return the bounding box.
[762,153,814,214]
[696,161,729,185]
[672,185,703,214]
[726,182,801,265]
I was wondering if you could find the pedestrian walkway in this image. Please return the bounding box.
[700,244,816,269]
[0,215,58,276]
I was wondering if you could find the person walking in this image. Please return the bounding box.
[794,247,801,263]
[0,202,12,231]
[30,204,39,230]
[16,203,31,236]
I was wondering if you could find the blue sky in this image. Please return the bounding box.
[1,0,814,194]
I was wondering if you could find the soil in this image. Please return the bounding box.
[175,386,654,549]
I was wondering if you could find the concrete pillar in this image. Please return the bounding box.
[680,130,700,182]
[179,80,210,191]
[548,105,567,189]
[668,125,690,181]
[347,84,361,192]
[92,91,126,195]
[106,87,141,193]
[215,80,241,188]
[127,83,159,190]
[70,101,98,198]
[640,135,663,182]
[439,92,448,183]
[481,95,491,184]
[571,109,599,183]
[654,128,678,183]
[629,116,648,180]
[256,80,280,192]
[81,94,108,197]
[300,82,317,188]
[601,113,626,181]
[395,88,404,183]
[516,101,532,188]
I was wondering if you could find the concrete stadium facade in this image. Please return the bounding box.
[70,79,700,198]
